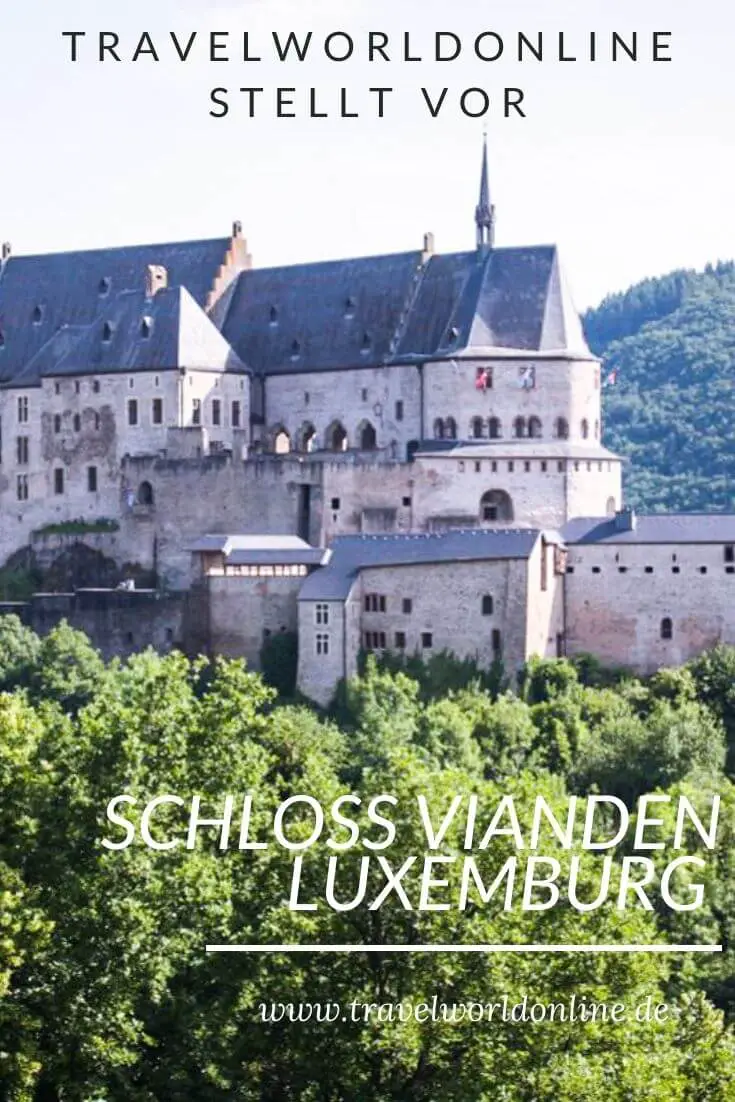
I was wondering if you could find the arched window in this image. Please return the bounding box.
[298,423,316,452]
[488,416,501,439]
[272,427,291,454]
[513,416,526,439]
[581,418,589,439]
[480,489,514,523]
[555,417,569,440]
[606,496,616,516]
[137,481,154,506]
[358,420,377,450]
[528,416,542,439]
[471,416,484,439]
[326,420,348,452]
[433,418,445,439]
[481,595,494,615]
[492,628,502,654]
[445,417,457,440]
[660,617,673,641]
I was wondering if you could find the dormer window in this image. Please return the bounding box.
[102,322,114,343]
[269,306,278,325]
[361,332,371,353]
[0,329,4,349]
[291,339,301,359]
[99,277,111,296]
[32,305,44,325]
[448,326,460,342]
[344,296,356,317]
[141,317,153,339]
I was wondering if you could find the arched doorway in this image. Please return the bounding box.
[272,427,291,454]
[480,489,514,523]
[137,481,154,506]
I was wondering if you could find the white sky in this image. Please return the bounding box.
[1,0,733,308]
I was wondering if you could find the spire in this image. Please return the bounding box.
[475,133,495,250]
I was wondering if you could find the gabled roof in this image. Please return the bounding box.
[299,528,542,601]
[188,533,325,566]
[0,236,233,383]
[7,285,246,384]
[563,514,735,545]
[220,244,592,376]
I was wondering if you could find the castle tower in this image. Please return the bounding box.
[475,134,496,250]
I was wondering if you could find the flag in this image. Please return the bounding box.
[475,368,490,390]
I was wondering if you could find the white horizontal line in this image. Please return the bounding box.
[205,943,722,954]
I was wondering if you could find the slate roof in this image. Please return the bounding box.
[299,528,541,601]
[220,244,592,376]
[6,286,246,385]
[188,534,326,566]
[563,514,735,545]
[0,237,232,383]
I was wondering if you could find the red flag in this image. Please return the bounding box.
[475,368,489,390]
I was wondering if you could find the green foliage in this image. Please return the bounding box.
[32,517,120,537]
[1,626,735,1098]
[259,630,298,698]
[583,262,735,512]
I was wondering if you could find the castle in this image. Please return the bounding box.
[1,140,734,704]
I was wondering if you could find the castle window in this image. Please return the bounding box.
[331,497,340,511]
[361,388,368,401]
[17,396,28,423]
[672,566,680,574]
[361,334,371,354]
[73,413,81,432]
[53,414,61,434]
[555,417,569,440]
[32,305,44,325]
[482,595,494,615]
[445,416,457,439]
[212,399,221,426]
[421,632,433,649]
[232,401,241,428]
[16,436,29,465]
[699,566,708,574]
[471,416,484,439]
[152,398,163,425]
[102,321,114,343]
[141,317,153,339]
[394,631,406,649]
[191,399,201,426]
[594,420,599,438]
[574,461,580,471]
[99,277,111,296]
[618,566,628,573]
[566,565,575,574]
[606,497,616,515]
[402,598,412,614]
[364,631,387,651]
[508,461,514,472]
[364,594,386,613]
[53,468,64,495]
[591,566,601,574]
[54,382,60,395]
[581,419,590,439]
[434,418,445,439]
[16,474,28,501]
[524,461,531,473]
[491,629,502,654]
[269,306,278,325]
[660,617,673,641]
[291,339,301,358]
[513,416,526,439]
[586,462,592,472]
[75,380,80,394]
[0,329,5,349]
[358,421,377,450]
[395,400,404,422]
[645,566,653,574]
[725,545,735,564]
[87,466,98,493]
[402,496,411,507]
[316,633,330,656]
[273,428,291,454]
[344,296,356,317]
[326,420,348,452]
[315,603,329,626]
[92,379,100,393]
[491,460,497,473]
[94,413,101,431]
[128,399,139,426]
[541,460,547,472]
[528,416,542,439]
[488,417,501,439]
[558,461,565,472]
[137,481,154,506]
[480,489,514,523]
[475,461,481,473]
[129,377,135,388]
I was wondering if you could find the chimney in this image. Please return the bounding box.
[422,232,435,262]
[145,264,168,298]
[1,242,11,261]
[232,220,243,239]
[614,506,636,533]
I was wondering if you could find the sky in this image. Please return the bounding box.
[0,0,733,308]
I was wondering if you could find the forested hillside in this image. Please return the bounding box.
[584,262,735,513]
[2,618,735,1099]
